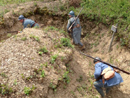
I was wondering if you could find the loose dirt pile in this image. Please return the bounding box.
[0,28,74,97]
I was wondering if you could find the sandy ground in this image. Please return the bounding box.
[0,0,130,98]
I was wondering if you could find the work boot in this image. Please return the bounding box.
[80,45,85,50]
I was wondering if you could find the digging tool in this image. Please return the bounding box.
[5,31,18,33]
[0,31,18,36]
[108,23,118,52]
[80,51,130,75]
[68,7,84,33]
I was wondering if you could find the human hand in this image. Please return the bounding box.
[18,31,22,33]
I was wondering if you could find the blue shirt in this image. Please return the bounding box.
[94,62,123,87]
[22,19,35,29]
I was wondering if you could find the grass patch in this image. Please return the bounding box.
[0,84,14,95]
[21,37,27,41]
[44,26,59,32]
[39,46,48,53]
[7,33,12,37]
[51,54,58,64]
[41,70,45,78]
[76,75,83,82]
[38,46,48,55]
[63,71,70,84]
[49,82,57,92]
[79,0,130,47]
[0,0,42,5]
[0,72,7,78]
[24,85,36,96]
[30,34,40,42]
[60,38,74,48]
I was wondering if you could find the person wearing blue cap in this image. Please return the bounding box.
[18,15,39,33]
[67,11,85,50]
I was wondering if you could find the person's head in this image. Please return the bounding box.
[93,57,101,64]
[18,15,25,23]
[68,11,75,18]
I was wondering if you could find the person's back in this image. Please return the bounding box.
[67,17,81,30]
[18,15,39,31]
[94,62,123,86]
[23,18,35,28]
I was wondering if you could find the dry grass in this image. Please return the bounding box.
[69,0,81,7]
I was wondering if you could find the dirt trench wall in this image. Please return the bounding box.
[0,1,102,41]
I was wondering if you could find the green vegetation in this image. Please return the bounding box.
[88,71,94,79]
[0,84,13,95]
[44,26,59,32]
[31,65,46,79]
[61,56,64,61]
[21,37,27,41]
[7,34,12,37]
[41,70,45,78]
[24,87,31,95]
[51,54,58,64]
[0,0,43,17]
[81,0,129,23]
[44,26,67,36]
[0,0,44,5]
[54,6,58,12]
[63,71,70,84]
[49,82,57,92]
[26,76,33,81]
[38,51,43,55]
[24,85,36,96]
[38,47,48,55]
[39,46,48,53]
[30,34,40,42]
[59,5,65,11]
[60,38,74,48]
[21,73,25,79]
[76,75,83,82]
[0,72,7,78]
[77,86,85,95]
[79,0,130,47]
[40,62,48,68]
[109,56,114,64]
[13,80,17,85]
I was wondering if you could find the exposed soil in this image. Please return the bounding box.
[0,1,130,98]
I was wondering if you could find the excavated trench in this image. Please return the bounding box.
[0,6,104,42]
[0,3,130,98]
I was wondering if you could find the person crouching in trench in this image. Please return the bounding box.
[93,57,123,98]
[18,15,39,33]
